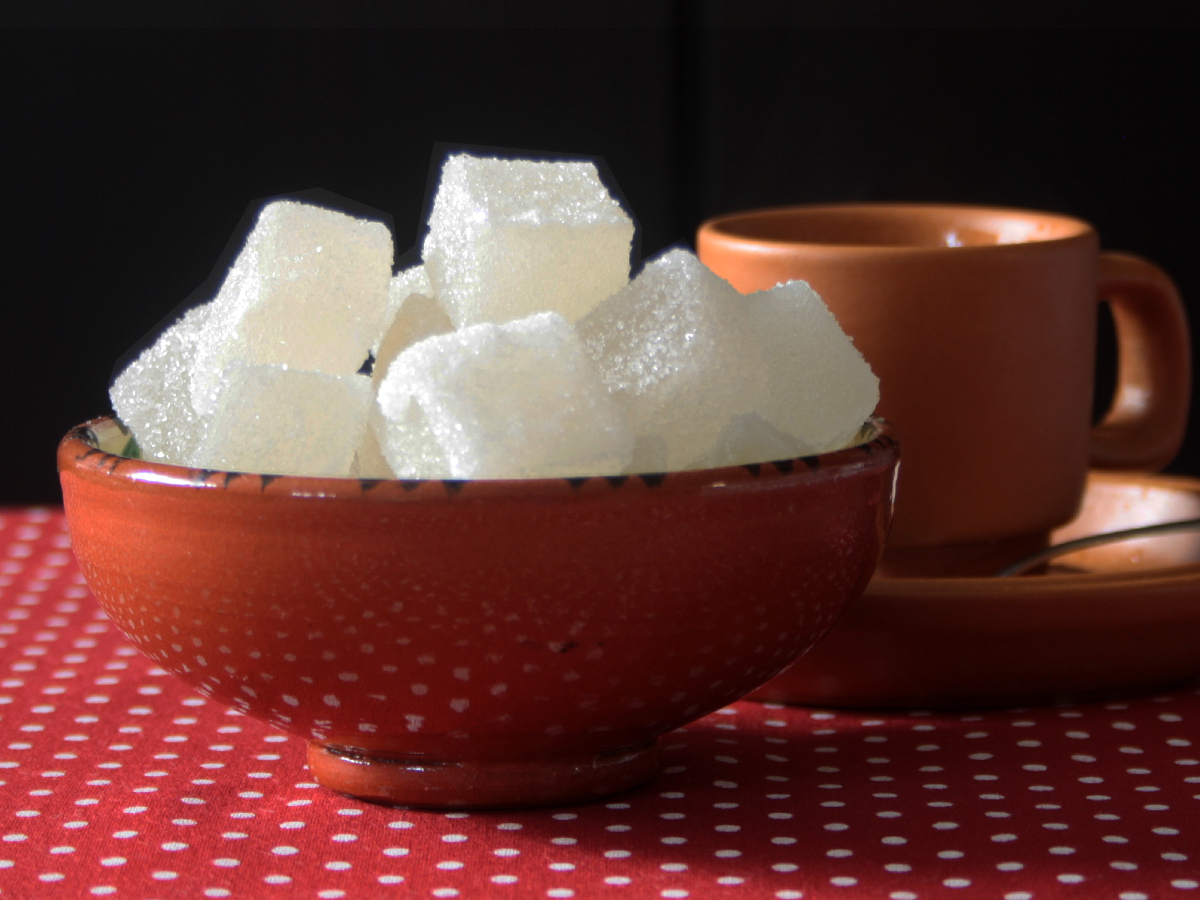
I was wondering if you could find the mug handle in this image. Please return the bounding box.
[1089,251,1191,471]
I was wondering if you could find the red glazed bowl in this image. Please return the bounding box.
[59,416,897,808]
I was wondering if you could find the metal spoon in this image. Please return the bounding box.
[995,517,1200,578]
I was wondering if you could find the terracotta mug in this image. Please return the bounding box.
[698,204,1191,576]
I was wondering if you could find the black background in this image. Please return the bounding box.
[3,13,1199,504]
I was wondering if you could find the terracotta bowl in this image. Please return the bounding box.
[59,416,897,808]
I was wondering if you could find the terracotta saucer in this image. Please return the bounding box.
[752,470,1200,709]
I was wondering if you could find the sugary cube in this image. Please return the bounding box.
[372,265,435,357]
[746,280,879,455]
[193,364,372,477]
[191,200,392,416]
[374,394,448,479]
[708,412,807,468]
[349,409,396,480]
[627,434,668,474]
[373,288,454,390]
[110,303,213,465]
[376,312,634,479]
[422,154,634,327]
[577,248,766,472]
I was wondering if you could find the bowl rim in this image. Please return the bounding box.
[698,202,1095,254]
[59,415,898,502]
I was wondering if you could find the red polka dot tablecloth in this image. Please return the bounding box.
[2,508,1199,900]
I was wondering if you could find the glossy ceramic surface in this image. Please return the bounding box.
[754,470,1200,709]
[59,416,898,808]
[698,205,1190,574]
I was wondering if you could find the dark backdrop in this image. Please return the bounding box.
[3,21,1199,504]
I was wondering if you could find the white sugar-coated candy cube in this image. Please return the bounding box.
[372,265,435,358]
[349,410,396,480]
[577,248,766,472]
[422,154,634,327]
[708,412,807,469]
[372,291,454,391]
[747,280,879,455]
[377,312,634,479]
[194,365,372,477]
[375,394,449,479]
[110,303,213,466]
[191,201,392,416]
[627,434,668,474]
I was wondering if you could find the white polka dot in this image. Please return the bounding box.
[830,876,858,886]
[944,879,971,888]
[1057,874,1084,884]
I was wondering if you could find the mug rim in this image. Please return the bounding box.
[699,202,1095,253]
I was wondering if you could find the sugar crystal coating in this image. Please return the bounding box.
[577,248,767,472]
[194,365,372,477]
[377,312,634,479]
[422,154,634,327]
[746,280,879,455]
[110,303,213,465]
[190,201,392,416]
[374,394,447,479]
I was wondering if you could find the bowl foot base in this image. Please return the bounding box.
[307,740,660,809]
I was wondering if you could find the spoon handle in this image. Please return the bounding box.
[995,517,1200,577]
